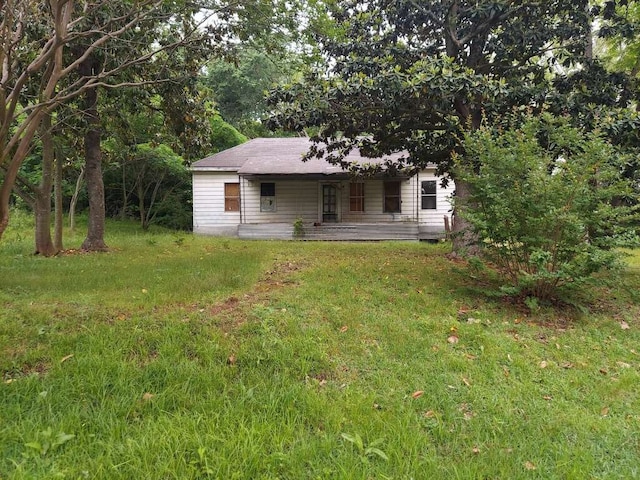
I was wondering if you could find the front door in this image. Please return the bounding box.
[322,184,338,222]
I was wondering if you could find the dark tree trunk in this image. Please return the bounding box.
[34,112,58,257]
[80,59,108,251]
[451,177,480,256]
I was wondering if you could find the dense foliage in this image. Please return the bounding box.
[456,115,638,300]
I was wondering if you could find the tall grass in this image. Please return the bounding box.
[1,219,639,479]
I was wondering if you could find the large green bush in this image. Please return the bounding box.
[455,115,638,300]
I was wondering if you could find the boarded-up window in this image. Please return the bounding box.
[350,182,364,212]
[421,180,437,209]
[224,183,240,212]
[260,182,276,212]
[384,181,401,213]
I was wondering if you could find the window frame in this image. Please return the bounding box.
[421,180,437,210]
[260,182,276,212]
[349,182,365,212]
[383,181,401,213]
[224,182,240,212]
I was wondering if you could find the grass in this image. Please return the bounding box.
[1,213,640,479]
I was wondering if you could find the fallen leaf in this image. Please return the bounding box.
[601,406,610,417]
[227,354,236,365]
[503,366,510,377]
[620,321,630,330]
[412,390,424,399]
[462,376,471,387]
[423,410,436,418]
[447,335,459,344]
[514,318,522,324]
[472,446,481,454]
[543,395,553,401]
[524,461,536,471]
[60,354,74,364]
[561,362,574,369]
[339,325,348,333]
[616,361,631,369]
[599,368,608,375]
[142,392,154,401]
[539,360,548,369]
[142,288,148,294]
[464,353,477,360]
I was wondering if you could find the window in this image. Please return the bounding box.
[421,180,437,209]
[260,182,276,212]
[349,182,364,212]
[224,183,240,212]
[383,181,401,213]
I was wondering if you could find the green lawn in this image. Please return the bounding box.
[1,218,639,479]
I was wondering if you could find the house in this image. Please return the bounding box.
[191,137,455,240]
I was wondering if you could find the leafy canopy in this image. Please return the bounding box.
[267,1,637,173]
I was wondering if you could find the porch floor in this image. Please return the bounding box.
[237,223,446,241]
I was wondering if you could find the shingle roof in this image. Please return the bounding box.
[191,137,406,175]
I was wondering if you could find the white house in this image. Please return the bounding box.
[191,137,454,240]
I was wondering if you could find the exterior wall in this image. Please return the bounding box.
[241,178,319,224]
[339,178,417,223]
[192,169,455,235]
[416,170,455,229]
[192,171,241,235]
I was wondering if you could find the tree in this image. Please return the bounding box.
[267,1,637,252]
[0,0,295,251]
[456,114,637,300]
[204,48,302,136]
[597,0,640,79]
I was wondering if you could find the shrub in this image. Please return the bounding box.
[455,114,638,300]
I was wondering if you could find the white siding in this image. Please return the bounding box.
[241,178,319,224]
[192,171,241,235]
[417,170,455,229]
[340,178,418,222]
[192,169,455,236]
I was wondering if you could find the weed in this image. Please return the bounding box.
[341,433,389,462]
[293,217,305,238]
[23,428,75,457]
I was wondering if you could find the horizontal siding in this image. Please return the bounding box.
[192,172,240,234]
[417,171,455,229]
[242,179,318,223]
[192,169,455,236]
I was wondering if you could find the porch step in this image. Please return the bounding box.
[238,223,432,241]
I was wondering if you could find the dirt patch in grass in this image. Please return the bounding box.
[3,359,50,383]
[207,259,308,332]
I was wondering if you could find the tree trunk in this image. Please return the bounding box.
[54,145,64,252]
[451,177,480,256]
[69,166,84,231]
[80,63,108,251]
[34,112,58,257]
[138,182,147,230]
